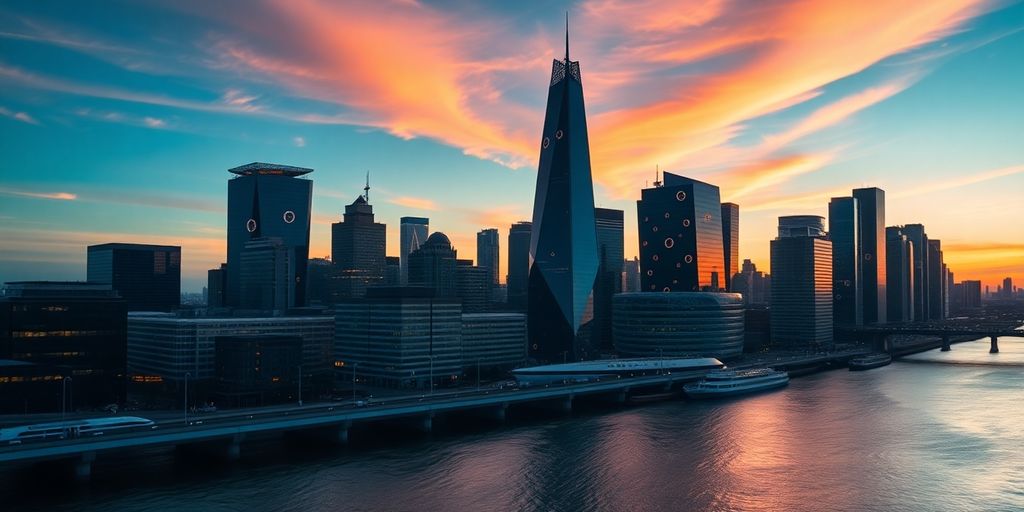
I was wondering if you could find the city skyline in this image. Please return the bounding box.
[1,1,1023,292]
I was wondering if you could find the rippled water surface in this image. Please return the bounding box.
[4,337,1023,512]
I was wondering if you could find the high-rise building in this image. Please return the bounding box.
[721,202,739,291]
[885,227,915,323]
[927,239,945,320]
[622,257,641,292]
[961,280,982,308]
[852,187,886,324]
[207,264,227,308]
[0,282,127,411]
[943,263,951,318]
[334,287,462,389]
[637,173,725,292]
[770,216,833,346]
[594,207,624,351]
[332,188,386,299]
[828,197,862,326]
[87,243,181,312]
[506,221,532,310]
[527,27,600,363]
[385,256,401,286]
[226,163,312,308]
[456,259,491,313]
[305,257,336,306]
[732,259,771,306]
[408,233,458,298]
[1002,277,1014,298]
[476,229,500,287]
[901,224,929,321]
[238,237,295,311]
[400,217,429,285]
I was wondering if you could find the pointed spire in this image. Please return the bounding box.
[363,171,370,202]
[565,12,570,62]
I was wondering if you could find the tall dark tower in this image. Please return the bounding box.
[528,19,600,363]
[853,187,886,324]
[226,162,313,308]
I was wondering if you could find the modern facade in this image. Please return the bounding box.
[901,224,930,321]
[334,287,462,389]
[214,334,302,407]
[238,237,296,311]
[207,264,226,308]
[476,228,500,287]
[612,292,744,359]
[927,239,945,320]
[456,259,491,313]
[770,216,833,346]
[528,29,599,363]
[87,243,181,312]
[885,227,915,323]
[594,207,624,351]
[721,203,739,291]
[828,197,862,326]
[506,221,532,310]
[408,232,458,298]
[852,187,886,324]
[385,256,401,286]
[400,217,429,285]
[461,313,527,374]
[622,257,640,292]
[0,282,127,410]
[331,193,386,298]
[305,257,336,306]
[226,162,312,308]
[637,173,725,292]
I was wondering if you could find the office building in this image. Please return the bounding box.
[885,227,915,323]
[87,243,181,312]
[408,232,458,298]
[927,239,945,320]
[612,292,744,359]
[594,207,624,351]
[334,287,462,389]
[456,259,492,313]
[770,216,833,346]
[305,257,335,306]
[638,173,725,292]
[622,257,641,292]
[1002,277,1014,298]
[400,217,429,285]
[214,334,302,407]
[961,280,982,308]
[828,197,862,326]
[731,259,771,306]
[506,221,532,309]
[0,282,127,411]
[852,187,886,324]
[385,256,401,286]
[207,264,227,308]
[226,162,312,308]
[0,360,70,413]
[527,29,599,363]
[477,228,500,287]
[331,190,386,298]
[461,313,527,375]
[721,202,739,291]
[238,237,296,311]
[901,224,930,321]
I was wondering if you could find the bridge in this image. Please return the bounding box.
[841,325,1024,354]
[0,372,692,481]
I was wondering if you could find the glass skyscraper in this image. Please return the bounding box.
[87,243,181,312]
[400,217,429,285]
[527,27,599,363]
[885,226,915,323]
[332,193,386,298]
[721,202,739,291]
[770,216,833,346]
[594,207,624,351]
[506,221,531,310]
[852,187,886,324]
[900,224,930,321]
[828,196,862,326]
[226,162,312,308]
[476,228,500,286]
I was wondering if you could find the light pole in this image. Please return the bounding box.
[183,372,191,427]
[61,376,73,438]
[297,365,303,406]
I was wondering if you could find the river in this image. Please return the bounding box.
[3,336,1022,511]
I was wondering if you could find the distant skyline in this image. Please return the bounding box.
[1,0,1022,292]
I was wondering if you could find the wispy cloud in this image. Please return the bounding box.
[0,106,39,125]
[293,136,306,147]
[0,187,77,200]
[143,116,166,128]
[388,196,438,211]
[892,164,1024,198]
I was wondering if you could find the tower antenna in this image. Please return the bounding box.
[565,12,570,62]
[364,171,370,202]
[654,164,662,188]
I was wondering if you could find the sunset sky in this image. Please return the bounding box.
[1,0,1022,292]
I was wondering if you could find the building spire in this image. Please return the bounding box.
[565,12,570,62]
[364,171,370,202]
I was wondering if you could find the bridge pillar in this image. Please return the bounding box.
[940,335,951,352]
[990,336,999,354]
[73,451,96,482]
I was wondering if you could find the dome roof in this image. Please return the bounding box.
[424,232,452,248]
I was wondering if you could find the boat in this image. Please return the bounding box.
[848,353,892,371]
[683,368,789,399]
[511,357,724,385]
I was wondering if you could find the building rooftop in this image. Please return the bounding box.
[88,243,181,251]
[228,162,313,177]
[2,281,119,298]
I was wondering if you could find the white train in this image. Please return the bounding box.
[0,416,156,445]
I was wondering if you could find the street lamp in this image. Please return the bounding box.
[184,372,191,427]
[61,376,73,438]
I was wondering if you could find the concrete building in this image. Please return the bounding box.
[456,259,492,313]
[461,313,527,375]
[408,233,458,299]
[331,191,386,299]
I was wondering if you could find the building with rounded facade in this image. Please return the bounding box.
[612,292,744,358]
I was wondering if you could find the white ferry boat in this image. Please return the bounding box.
[683,368,789,399]
[511,357,724,385]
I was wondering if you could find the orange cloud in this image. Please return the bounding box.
[941,242,1024,288]
[0,187,77,200]
[388,196,438,211]
[892,164,1024,198]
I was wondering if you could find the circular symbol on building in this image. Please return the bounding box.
[642,240,648,247]
[555,129,564,139]
[542,137,550,149]
[663,287,671,292]
[246,218,257,233]
[664,212,670,219]
[664,238,674,249]
[283,210,296,224]
[532,343,538,350]
[549,251,556,257]
[676,191,687,201]
[646,270,654,276]
[865,253,873,261]
[652,226,659,233]
[704,213,712,221]
[684,254,693,264]
[682,219,691,227]
[652,254,659,261]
